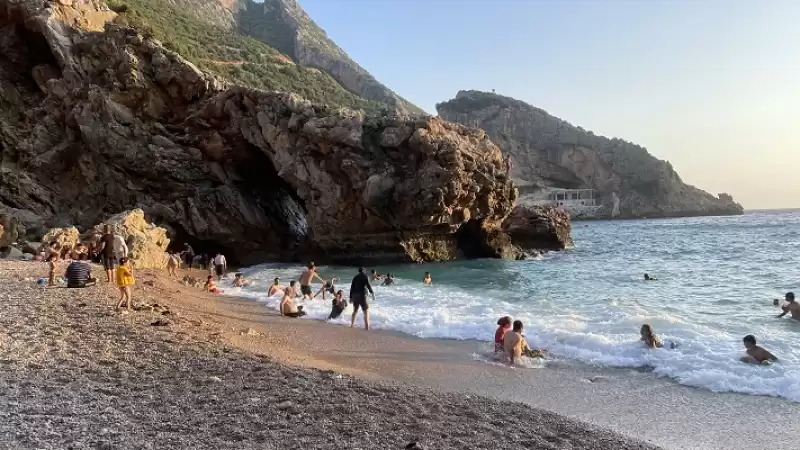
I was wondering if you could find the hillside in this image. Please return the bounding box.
[437,90,743,218]
[107,0,422,115]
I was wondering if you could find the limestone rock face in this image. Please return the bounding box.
[0,0,516,264]
[87,209,170,269]
[502,206,573,251]
[437,91,744,219]
[41,227,81,252]
[236,0,424,115]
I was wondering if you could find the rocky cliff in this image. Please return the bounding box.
[106,0,423,115]
[437,90,743,219]
[236,0,424,115]
[0,0,515,265]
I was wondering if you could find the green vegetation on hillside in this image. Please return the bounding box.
[107,0,389,114]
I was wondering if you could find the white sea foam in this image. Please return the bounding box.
[225,211,800,403]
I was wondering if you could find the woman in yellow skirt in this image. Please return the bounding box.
[116,257,135,310]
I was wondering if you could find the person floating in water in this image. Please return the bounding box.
[740,334,777,365]
[314,277,340,300]
[328,290,347,320]
[777,292,800,320]
[495,316,512,352]
[423,272,432,285]
[381,273,395,286]
[644,273,658,281]
[268,278,282,297]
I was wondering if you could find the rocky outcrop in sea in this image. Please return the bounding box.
[0,0,521,265]
[437,90,744,219]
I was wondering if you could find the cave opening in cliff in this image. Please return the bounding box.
[455,219,495,259]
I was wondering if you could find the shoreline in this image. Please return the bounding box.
[0,260,658,450]
[2,261,796,449]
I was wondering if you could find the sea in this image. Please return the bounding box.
[227,210,800,403]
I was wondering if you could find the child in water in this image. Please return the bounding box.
[204,275,221,294]
[423,272,432,285]
[640,324,663,348]
[116,257,135,310]
[495,316,513,352]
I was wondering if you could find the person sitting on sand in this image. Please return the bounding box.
[740,334,778,365]
[640,324,663,349]
[381,273,395,286]
[503,320,533,365]
[65,254,97,288]
[299,262,324,300]
[204,275,221,294]
[314,277,339,300]
[116,257,135,310]
[328,290,348,320]
[232,273,251,288]
[644,273,657,281]
[423,272,432,285]
[280,281,306,318]
[495,316,512,352]
[777,292,800,320]
[268,278,282,297]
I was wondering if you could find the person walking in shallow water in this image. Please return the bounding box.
[349,267,375,330]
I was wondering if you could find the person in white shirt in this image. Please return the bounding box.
[113,233,128,259]
[213,253,227,281]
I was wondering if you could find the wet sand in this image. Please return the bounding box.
[2,261,796,449]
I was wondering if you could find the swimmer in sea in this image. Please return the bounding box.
[370,269,384,281]
[232,273,251,287]
[777,292,800,320]
[503,320,532,365]
[640,324,663,349]
[423,272,432,285]
[740,334,777,365]
[381,273,395,286]
[644,273,657,281]
[267,278,282,297]
[314,277,340,300]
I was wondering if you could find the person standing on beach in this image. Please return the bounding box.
[777,292,800,320]
[98,225,118,283]
[349,267,375,330]
[166,251,180,277]
[46,253,58,287]
[213,253,227,281]
[182,243,194,269]
[299,262,324,300]
[116,257,135,310]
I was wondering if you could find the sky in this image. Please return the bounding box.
[298,0,799,210]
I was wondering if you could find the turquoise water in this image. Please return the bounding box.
[231,210,800,402]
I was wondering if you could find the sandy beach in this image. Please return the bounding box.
[0,261,658,450]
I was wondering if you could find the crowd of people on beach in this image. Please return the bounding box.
[40,238,798,368]
[42,225,136,311]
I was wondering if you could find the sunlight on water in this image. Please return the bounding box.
[227,211,800,402]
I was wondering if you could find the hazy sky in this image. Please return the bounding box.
[299,0,799,209]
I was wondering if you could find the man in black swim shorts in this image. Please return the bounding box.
[349,267,375,330]
[299,262,324,300]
